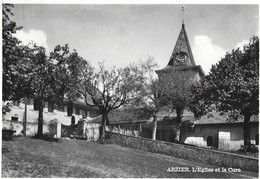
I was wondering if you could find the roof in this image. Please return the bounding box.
[146,109,194,123]
[61,97,99,111]
[89,108,151,124]
[168,24,195,66]
[182,111,259,125]
[156,23,205,77]
[156,65,205,77]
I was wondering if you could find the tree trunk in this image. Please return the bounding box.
[175,107,184,142]
[174,125,181,142]
[152,115,157,140]
[37,101,44,137]
[23,102,27,136]
[100,112,108,141]
[243,113,251,147]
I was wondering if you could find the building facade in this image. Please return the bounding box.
[181,114,259,151]
[2,97,100,136]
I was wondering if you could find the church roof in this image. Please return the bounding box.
[168,24,195,67]
[157,23,205,77]
[88,108,151,124]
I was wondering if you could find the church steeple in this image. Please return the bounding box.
[156,6,205,77]
[182,5,185,26]
[167,23,195,67]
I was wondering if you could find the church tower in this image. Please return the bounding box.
[156,8,205,79]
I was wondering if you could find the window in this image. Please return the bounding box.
[82,110,86,118]
[58,103,64,112]
[11,116,19,121]
[67,104,73,117]
[48,102,54,112]
[255,134,259,145]
[34,99,41,110]
[207,136,213,146]
[13,99,20,107]
[82,110,89,118]
[75,107,80,115]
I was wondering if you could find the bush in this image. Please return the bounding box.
[2,129,16,141]
[2,104,11,115]
[237,144,258,153]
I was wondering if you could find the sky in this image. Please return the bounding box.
[10,2,259,74]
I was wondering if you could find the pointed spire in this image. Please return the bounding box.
[155,5,205,77]
[167,23,195,67]
[182,5,185,26]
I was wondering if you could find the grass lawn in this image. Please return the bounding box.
[2,137,258,178]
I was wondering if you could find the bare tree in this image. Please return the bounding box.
[80,62,140,141]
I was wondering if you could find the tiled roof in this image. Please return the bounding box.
[89,108,151,124]
[168,24,195,67]
[156,23,205,77]
[182,111,259,125]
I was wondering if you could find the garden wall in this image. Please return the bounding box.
[3,120,49,136]
[105,131,258,172]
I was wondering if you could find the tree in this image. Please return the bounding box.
[24,45,55,136]
[159,69,199,141]
[2,4,24,101]
[80,62,139,141]
[128,57,164,140]
[2,4,92,137]
[20,44,89,137]
[50,44,91,102]
[130,57,200,141]
[191,36,259,147]
[32,44,90,137]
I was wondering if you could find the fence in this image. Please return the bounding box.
[105,125,139,137]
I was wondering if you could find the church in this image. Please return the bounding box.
[140,15,205,141]
[142,13,259,151]
[156,22,204,80]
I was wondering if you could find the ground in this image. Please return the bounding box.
[2,137,258,178]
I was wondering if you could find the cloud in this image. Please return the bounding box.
[192,35,227,75]
[13,29,49,52]
[235,40,249,51]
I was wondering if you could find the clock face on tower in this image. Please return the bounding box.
[172,51,187,66]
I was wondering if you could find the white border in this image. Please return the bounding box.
[2,0,260,5]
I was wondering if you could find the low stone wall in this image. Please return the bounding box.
[2,120,49,136]
[105,131,258,172]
